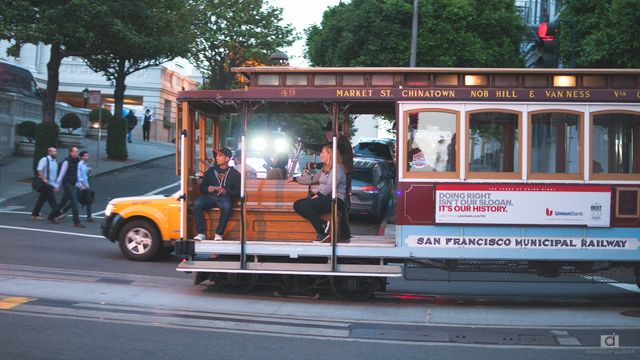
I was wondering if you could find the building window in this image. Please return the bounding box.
[529,111,582,179]
[591,112,640,179]
[405,110,458,178]
[467,111,520,178]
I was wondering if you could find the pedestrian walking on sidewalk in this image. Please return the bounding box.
[126,109,137,143]
[142,109,152,141]
[48,146,84,228]
[31,147,59,220]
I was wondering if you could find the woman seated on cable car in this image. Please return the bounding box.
[293,144,349,243]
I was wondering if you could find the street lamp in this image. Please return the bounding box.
[82,88,90,108]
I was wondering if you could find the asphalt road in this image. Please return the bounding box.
[0,156,639,359]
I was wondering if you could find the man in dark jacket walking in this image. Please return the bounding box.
[192,147,241,241]
[126,110,137,143]
[48,146,83,227]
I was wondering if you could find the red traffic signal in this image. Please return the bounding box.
[537,22,558,41]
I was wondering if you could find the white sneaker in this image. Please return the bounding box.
[214,234,223,241]
[194,233,206,241]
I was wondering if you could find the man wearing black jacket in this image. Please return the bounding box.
[193,147,240,241]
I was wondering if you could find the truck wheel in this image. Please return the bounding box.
[118,219,161,261]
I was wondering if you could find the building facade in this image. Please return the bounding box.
[0,41,200,143]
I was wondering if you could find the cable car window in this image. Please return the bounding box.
[406,111,457,174]
[530,111,581,178]
[592,112,640,178]
[468,111,520,176]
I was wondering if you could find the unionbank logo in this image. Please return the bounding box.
[545,208,583,217]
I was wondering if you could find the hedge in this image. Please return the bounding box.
[106,116,128,160]
[17,120,37,142]
[60,113,82,134]
[33,121,60,171]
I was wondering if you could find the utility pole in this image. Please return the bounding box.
[410,0,419,67]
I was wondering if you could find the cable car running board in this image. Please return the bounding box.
[177,261,402,277]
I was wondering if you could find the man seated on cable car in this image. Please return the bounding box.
[293,144,350,243]
[193,147,241,241]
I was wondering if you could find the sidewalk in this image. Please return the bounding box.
[0,136,175,204]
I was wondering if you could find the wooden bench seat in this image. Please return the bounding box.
[189,179,338,242]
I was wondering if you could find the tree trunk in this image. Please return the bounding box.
[215,65,227,90]
[113,58,127,117]
[42,43,64,123]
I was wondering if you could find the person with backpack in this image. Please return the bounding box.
[31,147,59,220]
[126,109,138,143]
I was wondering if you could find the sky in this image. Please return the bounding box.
[269,0,343,66]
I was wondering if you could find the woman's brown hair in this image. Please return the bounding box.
[321,144,342,173]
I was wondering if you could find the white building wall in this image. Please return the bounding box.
[1,40,200,143]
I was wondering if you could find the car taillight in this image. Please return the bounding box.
[360,185,378,193]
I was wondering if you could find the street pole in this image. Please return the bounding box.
[97,105,101,168]
[409,0,419,67]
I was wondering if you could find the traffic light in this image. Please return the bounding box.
[533,22,559,68]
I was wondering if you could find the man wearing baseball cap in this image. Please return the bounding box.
[193,147,241,241]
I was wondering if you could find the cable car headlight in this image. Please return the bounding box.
[252,137,267,152]
[274,138,289,153]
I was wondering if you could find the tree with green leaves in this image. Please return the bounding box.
[0,0,96,123]
[558,0,640,68]
[82,0,196,116]
[188,0,297,90]
[306,0,524,67]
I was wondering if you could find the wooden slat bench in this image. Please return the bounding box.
[189,179,339,242]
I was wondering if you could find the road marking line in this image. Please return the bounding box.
[0,205,25,211]
[0,296,34,310]
[144,181,180,196]
[0,225,103,238]
[0,210,104,219]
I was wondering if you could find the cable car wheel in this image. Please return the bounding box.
[213,272,257,293]
[330,275,380,301]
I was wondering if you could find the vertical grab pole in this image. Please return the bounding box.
[179,128,187,242]
[240,102,249,269]
[179,101,191,244]
[331,102,339,272]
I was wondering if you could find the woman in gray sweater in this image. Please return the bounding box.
[293,144,349,243]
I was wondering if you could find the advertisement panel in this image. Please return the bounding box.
[435,184,611,227]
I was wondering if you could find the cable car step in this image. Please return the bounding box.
[177,261,402,277]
